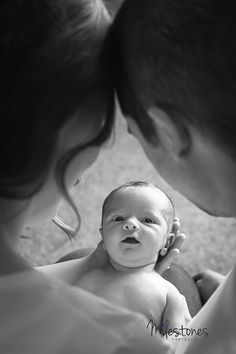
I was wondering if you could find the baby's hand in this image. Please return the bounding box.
[155,217,186,274]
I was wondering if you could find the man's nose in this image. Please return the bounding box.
[123,218,139,231]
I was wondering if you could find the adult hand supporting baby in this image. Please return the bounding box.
[87,240,109,269]
[51,217,185,284]
[76,218,185,281]
[155,217,186,275]
[193,269,225,304]
[38,241,109,285]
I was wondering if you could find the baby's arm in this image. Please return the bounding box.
[162,280,191,332]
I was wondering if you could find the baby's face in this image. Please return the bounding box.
[101,187,169,268]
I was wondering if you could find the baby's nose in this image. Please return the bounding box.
[123,219,138,230]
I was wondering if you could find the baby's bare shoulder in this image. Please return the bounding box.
[75,267,110,291]
[124,272,168,320]
[119,271,169,297]
[143,271,169,289]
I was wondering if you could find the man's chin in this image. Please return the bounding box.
[194,200,232,217]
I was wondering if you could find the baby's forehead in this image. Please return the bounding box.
[104,186,170,212]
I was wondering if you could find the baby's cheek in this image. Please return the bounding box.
[150,235,164,252]
[103,235,117,253]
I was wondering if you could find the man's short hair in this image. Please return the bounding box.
[111,0,236,155]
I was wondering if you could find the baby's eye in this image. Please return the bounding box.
[113,216,124,222]
[142,217,155,224]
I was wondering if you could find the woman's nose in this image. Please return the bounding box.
[123,219,139,231]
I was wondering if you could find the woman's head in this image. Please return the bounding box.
[0,0,115,225]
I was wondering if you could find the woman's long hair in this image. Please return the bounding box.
[0,0,115,235]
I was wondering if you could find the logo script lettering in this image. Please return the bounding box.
[146,318,209,338]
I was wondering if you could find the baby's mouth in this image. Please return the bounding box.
[122,237,140,244]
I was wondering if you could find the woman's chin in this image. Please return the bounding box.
[27,208,57,227]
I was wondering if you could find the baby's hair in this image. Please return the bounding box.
[111,0,236,155]
[0,0,115,236]
[102,181,175,233]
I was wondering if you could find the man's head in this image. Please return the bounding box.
[100,181,175,268]
[111,0,236,216]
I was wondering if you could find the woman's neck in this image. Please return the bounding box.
[0,238,31,275]
[0,198,32,275]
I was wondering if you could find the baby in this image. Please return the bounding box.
[76,181,188,332]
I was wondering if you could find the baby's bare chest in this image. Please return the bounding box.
[77,270,167,321]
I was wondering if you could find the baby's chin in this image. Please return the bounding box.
[109,257,157,272]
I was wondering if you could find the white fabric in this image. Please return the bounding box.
[0,269,173,354]
[176,263,236,354]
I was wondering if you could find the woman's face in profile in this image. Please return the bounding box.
[27,107,106,226]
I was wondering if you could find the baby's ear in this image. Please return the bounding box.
[159,234,175,256]
[159,247,168,256]
[166,233,175,249]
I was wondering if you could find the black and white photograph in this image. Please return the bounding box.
[0,1,236,353]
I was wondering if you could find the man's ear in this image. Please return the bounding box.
[148,107,191,159]
[159,234,175,256]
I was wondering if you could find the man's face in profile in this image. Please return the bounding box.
[124,115,233,217]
